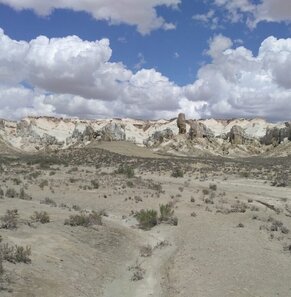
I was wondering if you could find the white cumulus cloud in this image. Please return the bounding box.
[0,29,291,121]
[194,0,291,30]
[0,0,180,34]
[185,34,291,121]
[0,28,193,120]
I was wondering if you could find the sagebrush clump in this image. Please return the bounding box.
[135,209,158,230]
[116,164,135,178]
[1,209,18,229]
[30,211,50,224]
[171,168,184,178]
[40,197,57,207]
[64,211,102,227]
[0,243,31,263]
[159,203,178,226]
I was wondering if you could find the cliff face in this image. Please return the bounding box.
[0,116,290,156]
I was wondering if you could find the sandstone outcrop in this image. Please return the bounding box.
[261,122,291,145]
[100,123,126,141]
[144,128,174,147]
[229,125,246,145]
[188,121,214,140]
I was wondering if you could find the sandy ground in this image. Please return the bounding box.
[0,143,291,297]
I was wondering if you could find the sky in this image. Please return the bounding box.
[0,0,291,121]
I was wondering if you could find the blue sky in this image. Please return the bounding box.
[0,0,291,120]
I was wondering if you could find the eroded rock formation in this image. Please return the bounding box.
[144,128,174,147]
[188,121,214,140]
[177,113,186,134]
[261,122,291,145]
[229,125,246,145]
[101,123,126,141]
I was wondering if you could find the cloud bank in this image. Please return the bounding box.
[0,0,180,35]
[0,29,291,121]
[193,0,291,29]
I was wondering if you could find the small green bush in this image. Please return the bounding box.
[12,178,22,185]
[202,188,210,195]
[135,209,158,230]
[116,164,135,178]
[40,197,57,207]
[171,168,184,178]
[91,180,99,189]
[240,172,250,178]
[64,211,102,227]
[159,203,178,226]
[0,209,18,229]
[19,188,32,200]
[29,171,41,179]
[39,180,49,189]
[159,203,174,222]
[0,255,3,276]
[209,183,217,191]
[5,188,18,198]
[72,204,81,211]
[0,243,31,264]
[30,211,50,224]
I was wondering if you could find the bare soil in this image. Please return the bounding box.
[0,142,291,296]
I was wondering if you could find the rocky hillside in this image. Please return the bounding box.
[0,115,290,157]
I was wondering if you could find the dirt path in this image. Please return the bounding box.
[102,215,176,297]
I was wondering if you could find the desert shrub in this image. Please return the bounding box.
[140,245,152,257]
[135,209,158,230]
[159,203,174,222]
[12,178,22,185]
[72,204,81,211]
[0,209,18,229]
[171,168,184,178]
[240,172,250,178]
[271,172,289,187]
[116,164,135,178]
[29,171,41,179]
[0,243,31,264]
[40,197,57,207]
[149,182,163,192]
[59,203,68,209]
[178,186,184,192]
[204,197,214,204]
[19,188,32,200]
[230,201,248,213]
[5,188,18,198]
[91,180,99,189]
[202,188,210,195]
[283,244,291,252]
[0,255,3,277]
[64,211,102,227]
[39,180,49,189]
[30,211,50,224]
[126,181,134,188]
[99,209,108,217]
[209,183,217,191]
[0,187,3,199]
[67,167,79,173]
[0,238,3,279]
[38,161,51,170]
[128,261,145,281]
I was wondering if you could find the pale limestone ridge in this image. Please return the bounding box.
[0,116,290,156]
